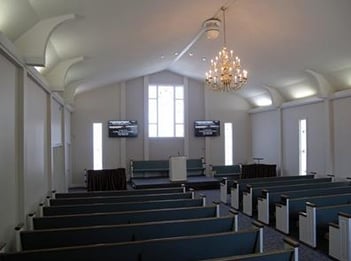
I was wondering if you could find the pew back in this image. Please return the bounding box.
[50,192,192,206]
[22,215,237,250]
[1,230,261,261]
[55,187,185,199]
[34,205,218,229]
[44,198,203,216]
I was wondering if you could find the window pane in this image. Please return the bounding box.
[158,86,174,137]
[224,122,233,166]
[93,123,103,170]
[149,85,157,98]
[175,100,184,123]
[175,86,184,99]
[175,124,184,137]
[149,124,157,137]
[148,99,157,123]
[299,119,307,175]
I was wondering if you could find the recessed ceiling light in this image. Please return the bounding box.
[160,55,165,59]
[188,52,193,57]
[174,52,179,56]
[201,57,207,62]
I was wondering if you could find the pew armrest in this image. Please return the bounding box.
[229,208,238,215]
[283,237,299,248]
[276,203,283,208]
[329,222,339,229]
[0,242,6,253]
[298,211,307,217]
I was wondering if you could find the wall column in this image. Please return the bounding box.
[143,76,149,160]
[120,82,127,168]
[324,98,334,175]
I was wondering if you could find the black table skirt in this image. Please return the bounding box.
[87,168,126,191]
[241,164,276,179]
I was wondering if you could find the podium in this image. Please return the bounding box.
[169,156,187,182]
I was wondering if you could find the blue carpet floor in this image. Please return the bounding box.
[197,189,333,261]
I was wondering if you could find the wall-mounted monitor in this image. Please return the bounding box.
[194,120,220,137]
[108,120,138,137]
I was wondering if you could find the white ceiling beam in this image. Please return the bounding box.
[263,85,285,107]
[45,56,84,91]
[14,14,76,66]
[306,69,334,98]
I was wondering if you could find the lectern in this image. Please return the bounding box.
[169,156,187,182]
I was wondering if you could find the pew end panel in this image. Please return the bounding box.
[257,190,269,225]
[230,184,240,210]
[276,201,290,234]
[329,212,351,261]
[329,222,340,260]
[14,224,24,252]
[243,187,253,216]
[220,178,228,204]
[229,209,239,232]
[251,221,264,253]
[298,202,317,248]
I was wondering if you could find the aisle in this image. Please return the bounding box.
[197,189,333,261]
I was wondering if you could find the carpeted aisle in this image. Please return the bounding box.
[196,189,333,261]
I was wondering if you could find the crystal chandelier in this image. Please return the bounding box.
[205,7,248,91]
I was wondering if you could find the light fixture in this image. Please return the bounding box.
[203,18,221,40]
[205,7,248,92]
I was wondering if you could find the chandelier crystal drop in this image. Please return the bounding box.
[205,7,248,91]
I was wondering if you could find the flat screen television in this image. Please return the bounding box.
[194,120,220,137]
[108,120,138,137]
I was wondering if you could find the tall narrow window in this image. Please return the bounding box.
[299,119,307,175]
[93,123,103,170]
[224,122,233,166]
[148,85,184,137]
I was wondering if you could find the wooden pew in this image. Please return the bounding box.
[242,178,332,216]
[276,186,351,234]
[0,224,264,261]
[199,238,299,261]
[55,186,186,199]
[230,175,315,209]
[21,213,238,250]
[329,212,351,261]
[299,202,351,248]
[257,181,351,224]
[33,205,219,230]
[50,191,193,206]
[43,197,204,216]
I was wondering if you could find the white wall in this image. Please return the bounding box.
[205,90,251,165]
[0,51,19,249]
[250,100,338,177]
[51,99,63,146]
[0,35,71,249]
[71,84,121,184]
[71,70,252,183]
[282,102,326,176]
[188,78,205,159]
[333,96,351,178]
[250,109,280,166]
[23,76,49,214]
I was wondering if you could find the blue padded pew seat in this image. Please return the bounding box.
[1,229,262,261]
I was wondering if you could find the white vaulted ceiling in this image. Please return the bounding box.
[1,0,351,107]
